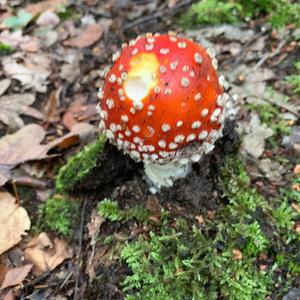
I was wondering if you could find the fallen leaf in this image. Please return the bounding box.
[20,36,40,52]
[232,249,243,260]
[3,11,33,29]
[188,25,255,44]
[0,166,11,186]
[63,24,103,48]
[44,89,59,123]
[291,203,300,213]
[0,93,44,129]
[0,192,31,255]
[0,124,48,166]
[0,30,39,52]
[3,290,15,300]
[36,11,60,27]
[145,195,162,223]
[0,79,11,96]
[240,113,273,158]
[195,215,205,225]
[0,123,97,186]
[258,158,284,182]
[0,266,9,285]
[2,53,51,93]
[292,183,300,192]
[60,60,81,83]
[24,232,73,275]
[293,165,300,174]
[63,98,98,128]
[25,0,68,16]
[0,264,32,289]
[246,68,275,83]
[88,209,105,239]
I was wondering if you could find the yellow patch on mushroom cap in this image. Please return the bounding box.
[124,53,159,105]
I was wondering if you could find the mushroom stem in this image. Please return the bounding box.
[144,161,192,192]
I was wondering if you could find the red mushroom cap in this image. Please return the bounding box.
[98,33,234,164]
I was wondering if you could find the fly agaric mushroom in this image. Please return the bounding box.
[97,32,237,190]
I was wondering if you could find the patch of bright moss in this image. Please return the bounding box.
[57,5,80,21]
[55,134,106,193]
[0,43,14,54]
[97,199,150,223]
[181,0,300,28]
[37,195,79,236]
[105,155,299,299]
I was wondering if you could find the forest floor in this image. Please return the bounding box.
[0,0,299,299]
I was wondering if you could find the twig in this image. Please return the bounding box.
[247,93,300,116]
[73,199,87,300]
[254,37,288,69]
[11,180,20,204]
[123,0,195,30]
[230,30,268,68]
[10,176,48,189]
[60,271,74,289]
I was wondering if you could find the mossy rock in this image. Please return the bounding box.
[55,134,137,193]
[56,134,107,193]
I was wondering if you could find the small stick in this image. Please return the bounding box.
[73,199,87,300]
[11,180,20,204]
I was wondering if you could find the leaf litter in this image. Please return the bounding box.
[0,0,299,299]
[0,192,31,255]
[0,93,44,129]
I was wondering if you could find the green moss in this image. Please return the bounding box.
[285,61,300,94]
[57,5,80,21]
[0,43,14,54]
[121,221,271,300]
[180,0,242,27]
[111,155,299,299]
[97,199,150,223]
[55,134,106,193]
[181,0,300,28]
[37,195,79,236]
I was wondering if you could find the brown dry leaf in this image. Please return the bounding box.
[24,232,73,275]
[291,202,300,213]
[293,165,300,174]
[0,124,48,166]
[20,36,40,52]
[232,249,243,260]
[88,209,105,239]
[0,192,31,255]
[0,123,96,186]
[0,93,44,129]
[195,215,205,225]
[0,79,11,96]
[62,95,98,130]
[63,24,103,48]
[0,166,11,186]
[45,89,61,123]
[25,0,68,16]
[0,123,95,165]
[3,290,15,300]
[0,266,10,285]
[292,183,300,192]
[0,264,32,289]
[145,195,162,223]
[36,11,60,27]
[2,53,51,93]
[0,30,40,53]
